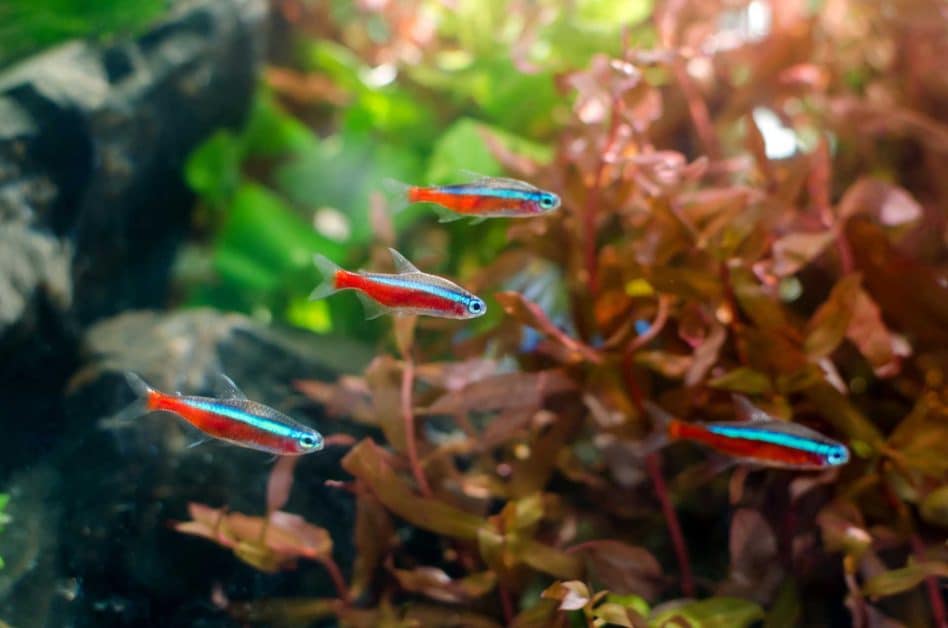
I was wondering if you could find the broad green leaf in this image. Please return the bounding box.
[708,367,772,394]
[427,118,503,184]
[649,597,763,628]
[920,485,948,527]
[185,131,242,209]
[862,562,948,599]
[341,439,484,540]
[763,579,801,628]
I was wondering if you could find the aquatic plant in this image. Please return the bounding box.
[0,0,166,66]
[176,0,948,626]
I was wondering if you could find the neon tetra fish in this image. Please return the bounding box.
[105,372,325,456]
[310,248,486,320]
[384,173,561,223]
[644,396,850,470]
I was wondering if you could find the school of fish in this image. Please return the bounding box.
[106,171,850,471]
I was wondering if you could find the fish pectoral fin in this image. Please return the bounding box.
[387,248,421,274]
[434,207,463,223]
[468,216,487,225]
[213,373,248,400]
[186,436,213,449]
[354,291,389,320]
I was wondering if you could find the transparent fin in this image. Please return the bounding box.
[381,178,413,214]
[468,216,487,225]
[387,248,420,274]
[309,254,341,301]
[98,372,155,430]
[731,394,771,422]
[354,291,389,320]
[435,207,464,223]
[458,169,538,191]
[213,373,247,400]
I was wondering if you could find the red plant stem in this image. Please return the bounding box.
[645,452,695,597]
[911,534,948,628]
[671,61,720,162]
[318,555,351,605]
[402,354,432,497]
[844,568,867,628]
[582,93,624,297]
[498,582,514,624]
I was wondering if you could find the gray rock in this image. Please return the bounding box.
[0,308,374,626]
[0,0,268,473]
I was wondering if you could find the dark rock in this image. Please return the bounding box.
[0,309,374,627]
[0,0,268,476]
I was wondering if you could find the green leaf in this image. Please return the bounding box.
[920,485,948,527]
[649,597,764,628]
[184,131,242,209]
[427,118,503,184]
[341,439,484,540]
[862,562,948,599]
[708,367,772,394]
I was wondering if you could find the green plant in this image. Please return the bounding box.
[0,0,166,66]
[0,493,10,570]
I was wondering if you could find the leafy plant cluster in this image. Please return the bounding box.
[176,0,948,626]
[0,0,166,66]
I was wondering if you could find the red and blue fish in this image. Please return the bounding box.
[644,396,850,470]
[310,248,486,320]
[384,173,561,223]
[106,373,325,456]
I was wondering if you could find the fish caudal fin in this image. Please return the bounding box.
[381,178,414,214]
[98,372,156,430]
[633,400,679,456]
[309,254,341,301]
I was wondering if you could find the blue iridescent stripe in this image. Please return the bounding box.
[367,276,470,305]
[707,425,832,455]
[184,399,297,438]
[440,185,542,201]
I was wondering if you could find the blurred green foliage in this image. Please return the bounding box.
[181,0,650,337]
[0,0,166,66]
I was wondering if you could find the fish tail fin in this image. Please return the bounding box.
[309,254,342,301]
[635,400,679,455]
[381,178,415,214]
[98,372,156,430]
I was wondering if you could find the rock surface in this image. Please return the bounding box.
[0,0,268,476]
[0,309,374,627]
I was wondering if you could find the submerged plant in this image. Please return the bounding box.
[0,493,9,570]
[176,0,948,626]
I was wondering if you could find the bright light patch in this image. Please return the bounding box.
[752,107,798,159]
[313,207,351,242]
[285,298,332,334]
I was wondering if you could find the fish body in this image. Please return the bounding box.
[109,373,325,456]
[310,248,486,320]
[385,175,560,221]
[645,397,850,470]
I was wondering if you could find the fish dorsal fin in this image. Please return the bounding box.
[459,169,539,191]
[732,395,772,423]
[388,248,420,274]
[214,373,248,400]
[354,291,389,320]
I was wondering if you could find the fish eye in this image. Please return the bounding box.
[539,194,559,210]
[467,298,485,315]
[298,433,323,450]
[826,446,849,465]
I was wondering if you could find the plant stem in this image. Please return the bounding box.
[402,354,432,497]
[645,452,695,597]
[912,534,948,628]
[318,555,351,605]
[498,582,514,624]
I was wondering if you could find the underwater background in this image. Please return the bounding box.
[1,0,948,626]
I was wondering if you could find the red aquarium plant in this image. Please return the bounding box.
[176,0,948,626]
